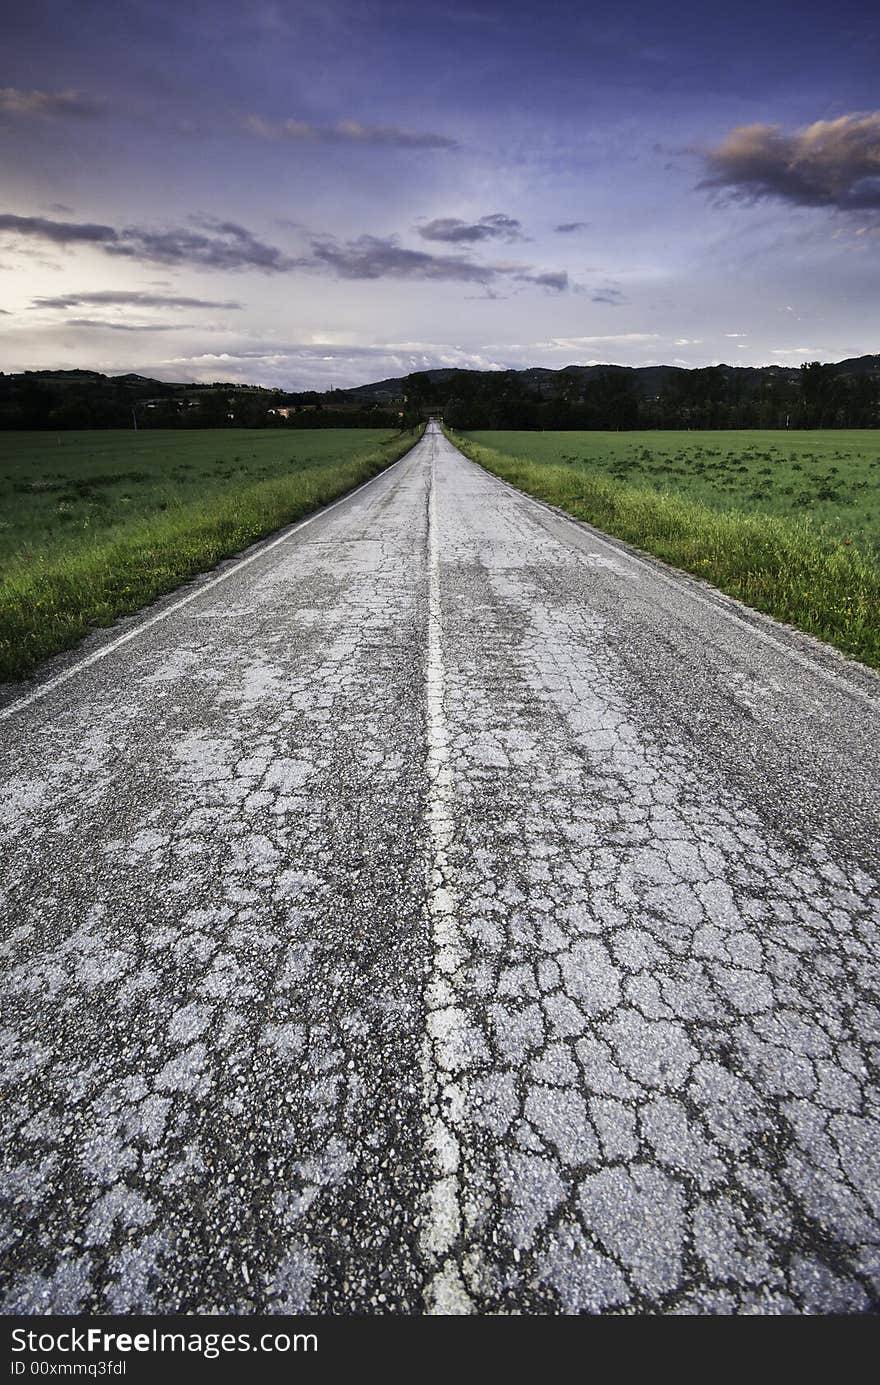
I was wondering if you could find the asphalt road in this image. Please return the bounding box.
[1,421,879,1315]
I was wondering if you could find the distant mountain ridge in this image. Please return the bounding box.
[2,353,877,430]
[3,353,878,402]
[337,354,880,403]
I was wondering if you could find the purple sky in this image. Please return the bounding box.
[1,0,878,388]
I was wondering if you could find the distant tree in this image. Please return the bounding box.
[800,362,841,427]
[583,370,640,429]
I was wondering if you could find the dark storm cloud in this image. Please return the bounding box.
[554,221,589,233]
[33,290,242,309]
[418,213,526,244]
[701,113,880,211]
[0,87,102,119]
[0,213,294,271]
[244,115,457,149]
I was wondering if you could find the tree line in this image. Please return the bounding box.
[425,362,880,431]
[0,374,404,431]
[1,360,877,431]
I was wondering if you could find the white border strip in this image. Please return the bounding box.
[453,438,880,713]
[0,442,416,722]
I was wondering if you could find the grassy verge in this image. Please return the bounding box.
[464,428,880,553]
[448,429,880,669]
[0,428,421,681]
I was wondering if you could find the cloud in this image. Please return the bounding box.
[111,218,294,270]
[0,213,118,246]
[554,221,588,233]
[300,234,567,290]
[244,115,456,149]
[0,213,294,271]
[0,87,102,120]
[304,234,492,282]
[590,285,626,305]
[63,318,192,332]
[701,113,880,211]
[517,269,569,291]
[464,288,508,301]
[0,213,567,291]
[418,213,525,243]
[528,333,662,350]
[771,346,830,356]
[153,340,514,389]
[33,290,242,310]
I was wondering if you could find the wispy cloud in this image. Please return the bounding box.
[0,213,118,245]
[304,234,492,282]
[528,333,662,350]
[0,212,570,291]
[33,290,242,310]
[0,87,102,119]
[244,115,457,149]
[590,284,626,305]
[0,213,294,271]
[554,221,589,233]
[63,318,193,332]
[701,112,880,211]
[112,218,294,270]
[153,340,514,388]
[299,234,568,290]
[518,269,569,290]
[771,346,830,356]
[418,213,525,243]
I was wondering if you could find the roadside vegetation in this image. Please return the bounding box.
[0,427,419,681]
[450,428,880,669]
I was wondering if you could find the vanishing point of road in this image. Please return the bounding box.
[2,422,879,1315]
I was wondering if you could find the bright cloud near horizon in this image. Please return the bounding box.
[0,0,878,390]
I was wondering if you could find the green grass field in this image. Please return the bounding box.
[0,428,416,681]
[454,429,880,668]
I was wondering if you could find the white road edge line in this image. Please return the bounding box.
[0,443,416,722]
[420,427,475,1315]
[454,438,880,713]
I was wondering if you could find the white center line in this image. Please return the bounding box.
[420,425,475,1315]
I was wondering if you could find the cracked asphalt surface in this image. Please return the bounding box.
[1,421,879,1315]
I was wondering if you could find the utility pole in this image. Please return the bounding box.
[132,406,138,431]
